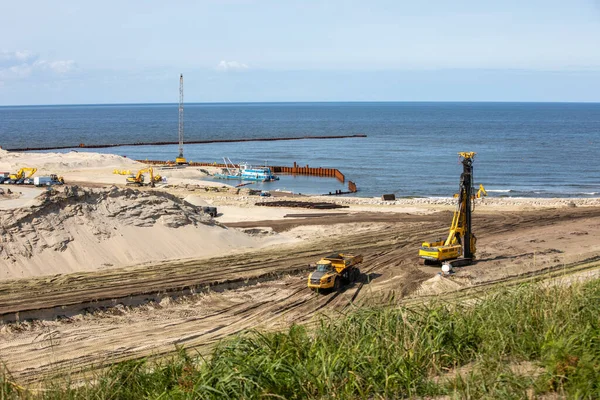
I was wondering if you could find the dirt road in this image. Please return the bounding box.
[2,206,600,384]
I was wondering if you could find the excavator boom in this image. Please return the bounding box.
[9,167,37,180]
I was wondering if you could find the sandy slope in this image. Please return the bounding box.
[0,185,293,280]
[0,148,140,174]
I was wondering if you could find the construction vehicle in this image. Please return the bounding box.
[125,168,162,187]
[175,74,188,165]
[6,167,37,184]
[419,152,480,267]
[307,253,363,291]
[476,184,487,198]
[34,174,64,186]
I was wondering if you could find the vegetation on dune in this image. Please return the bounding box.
[2,279,599,399]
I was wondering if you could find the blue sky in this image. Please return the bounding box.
[1,0,600,105]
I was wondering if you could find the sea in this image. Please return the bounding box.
[0,102,599,198]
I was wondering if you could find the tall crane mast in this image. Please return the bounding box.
[175,73,187,165]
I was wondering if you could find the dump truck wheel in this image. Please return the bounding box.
[353,268,360,282]
[333,277,341,291]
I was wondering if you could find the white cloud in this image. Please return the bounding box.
[0,50,38,68]
[0,50,76,81]
[216,60,249,71]
[7,64,33,78]
[34,60,76,74]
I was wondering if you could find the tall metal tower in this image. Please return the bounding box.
[175,73,187,164]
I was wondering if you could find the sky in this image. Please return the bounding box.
[1,0,600,105]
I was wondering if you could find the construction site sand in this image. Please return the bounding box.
[2,149,600,384]
[0,148,140,173]
[0,185,296,281]
[0,149,227,189]
[3,205,600,385]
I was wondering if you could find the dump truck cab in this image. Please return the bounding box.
[307,253,363,292]
[308,260,337,290]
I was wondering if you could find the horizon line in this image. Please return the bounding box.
[2,100,600,108]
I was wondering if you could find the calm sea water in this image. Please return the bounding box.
[1,102,599,198]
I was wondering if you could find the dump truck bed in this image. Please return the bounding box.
[323,253,363,273]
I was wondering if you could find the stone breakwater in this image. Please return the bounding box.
[199,193,600,209]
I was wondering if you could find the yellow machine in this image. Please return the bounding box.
[307,253,363,291]
[50,174,65,184]
[419,152,480,267]
[455,183,487,199]
[476,184,487,199]
[9,167,37,181]
[126,168,162,187]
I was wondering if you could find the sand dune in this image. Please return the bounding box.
[0,185,291,280]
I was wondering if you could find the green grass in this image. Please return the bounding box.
[3,279,600,399]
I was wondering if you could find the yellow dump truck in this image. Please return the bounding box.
[307,253,363,291]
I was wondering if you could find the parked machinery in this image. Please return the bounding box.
[126,168,162,187]
[419,152,483,267]
[34,174,64,186]
[6,167,37,184]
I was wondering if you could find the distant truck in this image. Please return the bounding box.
[34,174,64,187]
[307,253,363,292]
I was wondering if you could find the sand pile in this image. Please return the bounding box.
[0,149,228,187]
[0,185,275,280]
[0,148,141,174]
[414,274,465,296]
